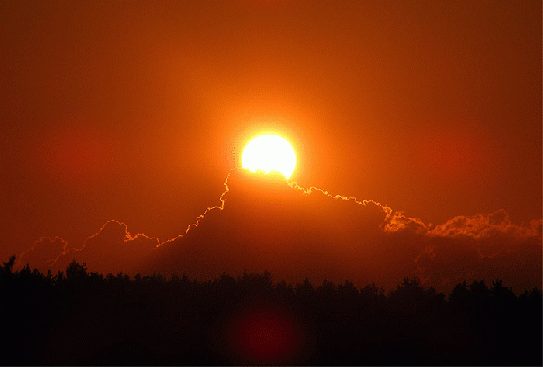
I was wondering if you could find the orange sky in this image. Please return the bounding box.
[1,1,541,290]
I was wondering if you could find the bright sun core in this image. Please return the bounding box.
[241,135,296,179]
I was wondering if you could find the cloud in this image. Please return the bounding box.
[143,170,395,284]
[17,236,69,269]
[25,220,160,275]
[409,210,542,292]
[383,211,428,234]
[143,169,541,293]
[19,168,542,294]
[430,209,542,239]
[413,232,541,294]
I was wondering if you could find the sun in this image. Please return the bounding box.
[242,135,296,179]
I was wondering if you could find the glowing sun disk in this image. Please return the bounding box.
[242,135,296,179]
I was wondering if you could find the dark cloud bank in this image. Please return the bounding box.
[17,168,542,294]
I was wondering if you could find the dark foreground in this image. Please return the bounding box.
[1,257,541,366]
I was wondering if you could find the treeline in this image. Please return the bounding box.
[1,256,541,366]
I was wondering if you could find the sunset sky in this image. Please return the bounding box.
[1,1,541,292]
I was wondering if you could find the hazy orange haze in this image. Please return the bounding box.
[2,1,541,293]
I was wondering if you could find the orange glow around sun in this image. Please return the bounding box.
[241,135,297,179]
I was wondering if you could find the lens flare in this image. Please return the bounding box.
[224,301,306,365]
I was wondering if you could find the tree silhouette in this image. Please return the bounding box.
[0,256,541,366]
[1,255,16,275]
[66,260,88,280]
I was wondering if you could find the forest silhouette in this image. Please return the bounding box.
[1,255,541,366]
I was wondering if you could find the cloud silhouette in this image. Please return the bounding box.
[143,169,541,293]
[17,236,69,269]
[18,168,542,294]
[19,220,159,275]
[384,211,428,234]
[430,209,542,239]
